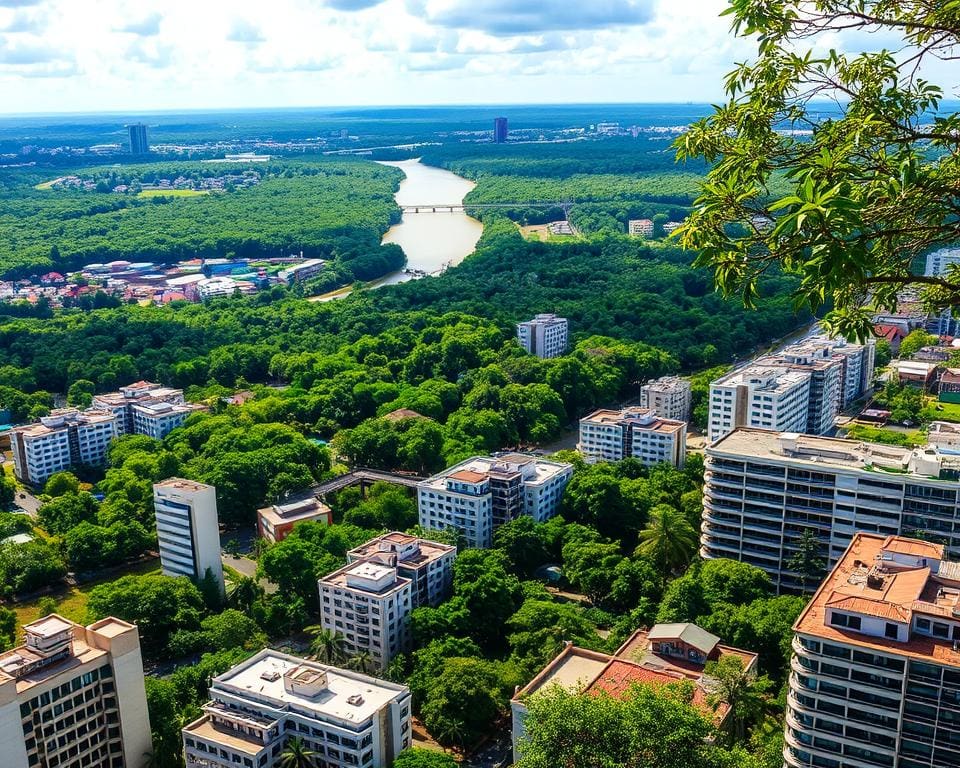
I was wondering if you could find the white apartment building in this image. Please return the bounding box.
[417,454,573,548]
[785,533,960,768]
[278,258,325,285]
[318,561,413,670]
[639,375,692,422]
[133,400,202,439]
[806,333,876,407]
[347,532,456,609]
[92,380,187,435]
[10,408,117,485]
[702,428,960,592]
[516,314,568,359]
[182,650,411,768]
[628,218,654,236]
[925,247,960,277]
[578,408,686,467]
[0,614,152,768]
[153,478,224,595]
[708,365,811,443]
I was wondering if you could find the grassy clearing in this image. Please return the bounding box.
[10,559,160,636]
[136,189,209,199]
[926,398,960,423]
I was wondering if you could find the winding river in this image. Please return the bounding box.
[375,158,484,286]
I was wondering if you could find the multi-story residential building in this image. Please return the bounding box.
[785,533,960,768]
[639,375,692,422]
[278,259,326,285]
[628,218,654,236]
[516,314,568,359]
[132,400,203,439]
[10,408,117,485]
[153,478,224,596]
[0,614,152,768]
[493,116,508,143]
[708,365,811,443]
[760,344,844,435]
[257,495,333,543]
[809,334,876,407]
[925,246,960,277]
[318,561,413,670]
[578,408,686,467]
[511,623,757,762]
[701,428,960,592]
[417,455,573,548]
[92,381,190,436]
[347,532,456,609]
[182,650,411,768]
[128,123,149,155]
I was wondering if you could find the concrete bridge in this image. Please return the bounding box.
[400,200,571,214]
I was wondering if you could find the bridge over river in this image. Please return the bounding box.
[400,200,572,214]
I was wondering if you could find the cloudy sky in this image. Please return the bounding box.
[0,0,928,114]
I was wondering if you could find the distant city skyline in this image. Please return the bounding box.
[0,0,927,116]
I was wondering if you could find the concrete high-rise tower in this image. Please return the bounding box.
[493,116,508,143]
[128,123,149,155]
[153,478,224,596]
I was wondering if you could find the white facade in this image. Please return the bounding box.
[628,218,654,236]
[318,561,413,670]
[0,615,152,768]
[92,380,187,435]
[516,314,568,359]
[708,366,810,443]
[785,534,960,768]
[578,408,686,467]
[347,532,456,609]
[153,478,224,595]
[10,409,117,485]
[182,650,411,768]
[639,376,692,422]
[133,400,201,439]
[925,247,960,277]
[417,455,573,548]
[702,429,960,592]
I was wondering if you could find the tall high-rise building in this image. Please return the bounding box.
[784,533,960,768]
[516,314,568,359]
[701,428,960,592]
[493,116,508,143]
[128,123,149,155]
[182,650,412,768]
[153,478,225,596]
[0,614,152,768]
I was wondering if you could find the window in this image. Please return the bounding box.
[830,613,862,631]
[885,623,898,639]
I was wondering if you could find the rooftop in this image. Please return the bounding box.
[713,364,810,392]
[795,533,960,667]
[320,560,410,596]
[211,650,407,724]
[709,428,953,481]
[155,477,213,493]
[581,408,685,433]
[422,455,572,492]
[348,532,455,567]
[258,497,331,526]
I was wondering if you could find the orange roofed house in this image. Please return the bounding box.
[510,622,758,762]
[785,533,960,768]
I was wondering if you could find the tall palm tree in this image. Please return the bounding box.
[305,625,346,664]
[635,503,698,585]
[347,649,373,674]
[281,737,317,768]
[226,575,263,613]
[704,656,772,741]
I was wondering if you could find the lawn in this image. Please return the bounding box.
[925,398,960,423]
[136,189,209,199]
[10,558,160,636]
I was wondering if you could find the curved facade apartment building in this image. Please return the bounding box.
[702,429,960,592]
[786,534,960,768]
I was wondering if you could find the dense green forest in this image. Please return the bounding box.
[0,158,403,278]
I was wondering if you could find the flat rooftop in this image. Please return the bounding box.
[709,428,952,480]
[348,532,455,566]
[422,455,571,492]
[713,364,810,391]
[795,533,960,668]
[155,477,213,493]
[582,408,685,433]
[183,716,262,755]
[320,561,410,595]
[213,651,406,724]
[259,497,331,525]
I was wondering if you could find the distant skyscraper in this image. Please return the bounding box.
[128,123,149,155]
[494,116,508,143]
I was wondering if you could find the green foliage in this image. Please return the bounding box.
[0,605,15,651]
[516,683,717,768]
[393,748,457,768]
[674,1,960,339]
[421,656,508,749]
[341,483,417,530]
[168,609,267,656]
[636,504,698,585]
[37,491,97,535]
[898,330,939,360]
[507,599,600,675]
[86,573,206,657]
[43,471,81,498]
[0,538,66,596]
[0,475,15,511]
[0,158,403,279]
[66,378,95,407]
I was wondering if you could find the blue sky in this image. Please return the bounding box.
[0,0,943,114]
